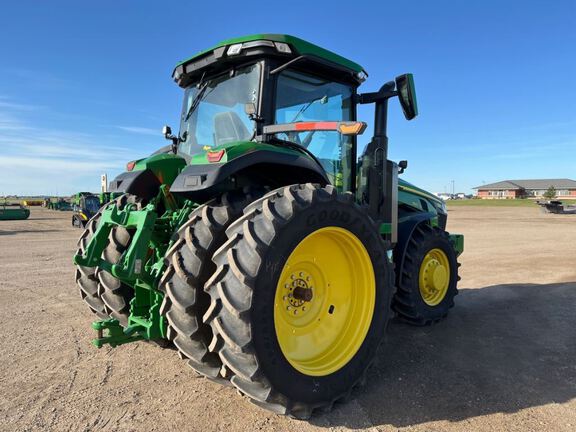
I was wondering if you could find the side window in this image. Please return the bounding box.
[274,70,354,191]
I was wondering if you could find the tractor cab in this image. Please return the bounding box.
[170,36,365,172]
[72,193,100,228]
[165,34,417,242]
[175,61,357,189]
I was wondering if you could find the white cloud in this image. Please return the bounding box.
[115,125,160,136]
[0,101,135,195]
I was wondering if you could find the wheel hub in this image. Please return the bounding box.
[280,271,315,315]
[274,227,376,377]
[418,248,450,306]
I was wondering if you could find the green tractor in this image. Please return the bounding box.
[74,34,463,418]
[48,198,72,211]
[71,192,102,228]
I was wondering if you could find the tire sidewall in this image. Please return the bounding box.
[251,197,392,405]
[410,231,458,313]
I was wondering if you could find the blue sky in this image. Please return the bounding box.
[0,0,574,196]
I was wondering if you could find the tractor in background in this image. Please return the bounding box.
[71,193,102,228]
[74,34,463,418]
[46,198,72,211]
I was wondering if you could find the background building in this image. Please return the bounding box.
[474,179,576,199]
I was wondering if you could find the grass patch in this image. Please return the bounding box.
[447,199,576,207]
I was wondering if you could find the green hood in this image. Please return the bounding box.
[399,178,443,207]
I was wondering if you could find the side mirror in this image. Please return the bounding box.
[395,74,418,120]
[398,160,408,174]
[162,125,178,154]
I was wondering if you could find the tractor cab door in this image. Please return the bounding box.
[273,69,356,192]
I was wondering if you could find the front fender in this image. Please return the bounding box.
[170,149,329,201]
[108,169,162,201]
[108,153,187,200]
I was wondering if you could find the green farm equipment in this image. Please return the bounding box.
[71,192,94,206]
[99,192,114,206]
[72,193,102,228]
[0,202,30,220]
[74,34,463,418]
[48,198,72,211]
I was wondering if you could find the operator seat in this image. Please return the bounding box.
[213,111,251,146]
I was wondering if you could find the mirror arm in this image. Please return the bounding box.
[357,82,397,105]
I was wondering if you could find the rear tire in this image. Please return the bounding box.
[76,218,108,318]
[74,194,142,325]
[392,224,459,325]
[204,184,394,418]
[158,187,265,380]
[96,194,144,326]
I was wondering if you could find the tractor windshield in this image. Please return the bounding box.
[274,70,354,191]
[178,63,261,157]
[84,196,100,214]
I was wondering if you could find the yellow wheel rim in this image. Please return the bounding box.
[419,248,450,306]
[273,227,375,377]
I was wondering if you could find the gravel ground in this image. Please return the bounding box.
[0,205,574,432]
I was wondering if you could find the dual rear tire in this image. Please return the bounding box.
[162,183,394,418]
[158,187,265,380]
[75,194,142,326]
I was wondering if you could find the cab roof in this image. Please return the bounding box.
[172,34,366,87]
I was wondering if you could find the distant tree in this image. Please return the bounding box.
[543,186,557,199]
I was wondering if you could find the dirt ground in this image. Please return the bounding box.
[0,206,574,432]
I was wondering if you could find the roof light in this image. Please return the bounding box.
[227,40,291,57]
[227,43,243,56]
[126,161,136,171]
[207,150,225,163]
[274,42,292,54]
[356,70,369,83]
[242,40,275,49]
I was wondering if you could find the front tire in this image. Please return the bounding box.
[392,224,459,325]
[204,184,394,418]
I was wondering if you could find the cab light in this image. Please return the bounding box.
[274,42,292,54]
[126,161,136,171]
[207,150,225,163]
[338,122,367,135]
[227,43,243,56]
